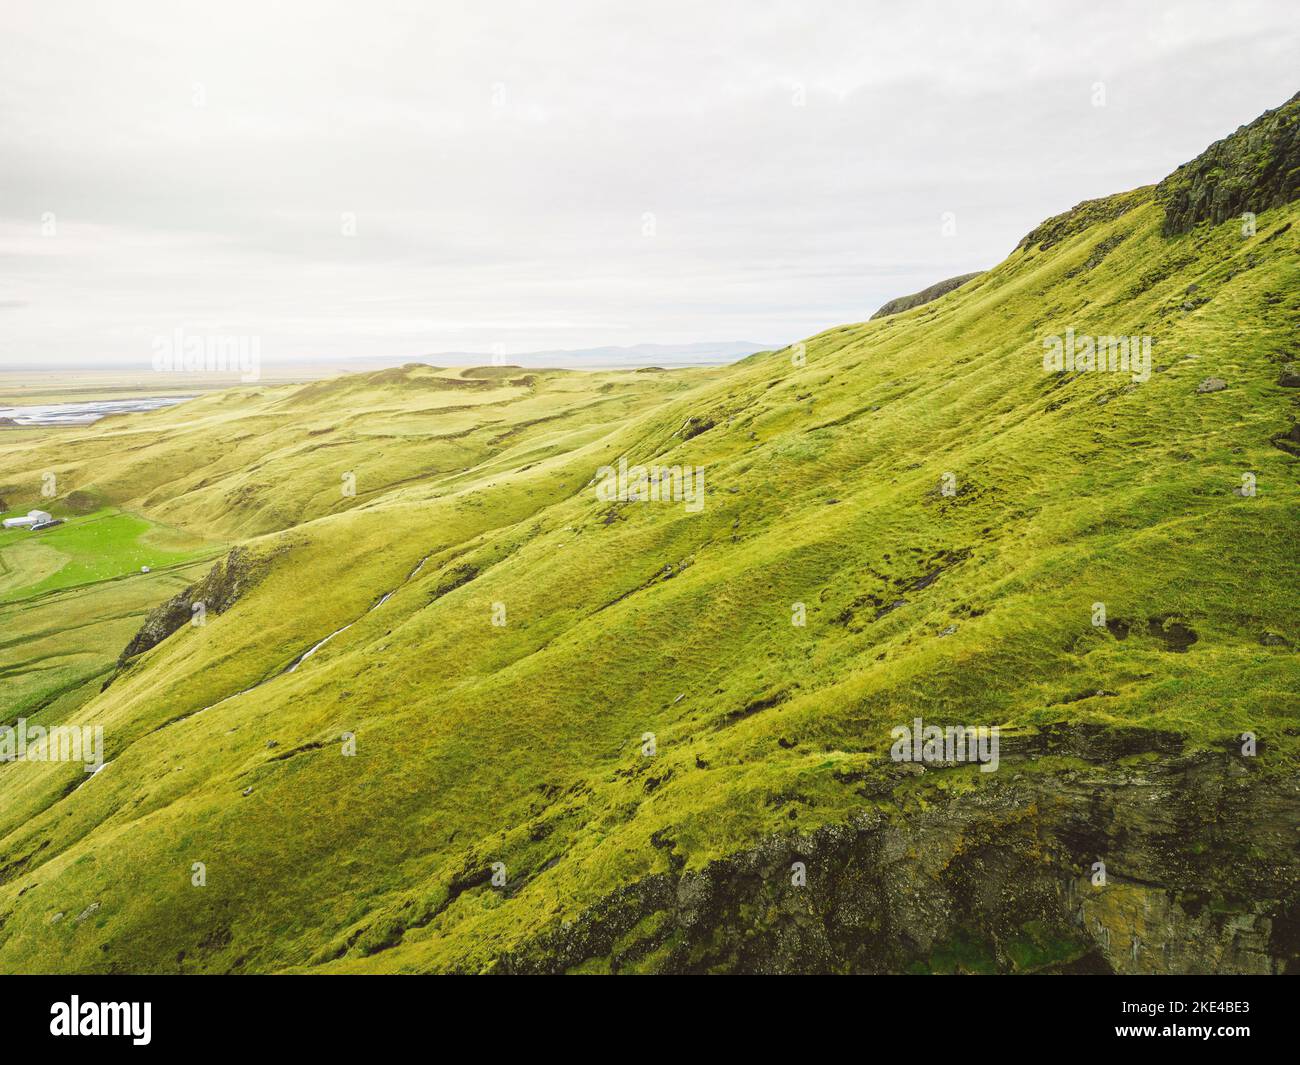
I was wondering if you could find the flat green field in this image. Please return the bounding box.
[0,509,218,604]
[0,508,222,725]
[0,560,214,722]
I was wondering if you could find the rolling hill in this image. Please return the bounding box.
[0,93,1297,974]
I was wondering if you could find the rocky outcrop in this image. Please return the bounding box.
[1156,91,1300,236]
[492,727,1298,974]
[676,415,716,440]
[870,272,983,319]
[114,547,268,668]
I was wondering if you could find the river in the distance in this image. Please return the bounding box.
[0,395,193,427]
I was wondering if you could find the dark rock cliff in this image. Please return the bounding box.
[1157,91,1300,236]
[491,727,1298,974]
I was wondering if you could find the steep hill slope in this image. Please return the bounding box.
[0,97,1297,975]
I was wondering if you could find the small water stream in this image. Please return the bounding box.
[81,551,436,788]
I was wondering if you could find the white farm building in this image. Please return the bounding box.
[2,510,53,529]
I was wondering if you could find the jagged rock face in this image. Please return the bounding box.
[870,272,983,319]
[115,547,265,666]
[493,729,1298,974]
[1157,91,1300,236]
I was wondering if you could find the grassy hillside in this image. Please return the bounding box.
[0,98,1296,974]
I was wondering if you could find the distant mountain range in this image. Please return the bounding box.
[416,341,774,369]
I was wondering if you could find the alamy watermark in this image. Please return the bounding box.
[1042,328,1151,383]
[890,716,999,773]
[151,327,261,382]
[595,456,705,513]
[0,718,103,773]
[50,997,150,1045]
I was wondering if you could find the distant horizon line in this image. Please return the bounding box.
[0,339,782,374]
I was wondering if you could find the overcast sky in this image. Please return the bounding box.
[1,0,1297,368]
